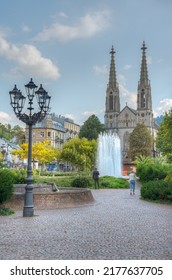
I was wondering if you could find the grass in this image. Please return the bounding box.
[34,174,129,189]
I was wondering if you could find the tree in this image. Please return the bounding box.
[60,137,97,171]
[79,114,105,140]
[12,125,25,144]
[0,123,25,144]
[156,109,172,162]
[12,140,60,168]
[129,123,153,160]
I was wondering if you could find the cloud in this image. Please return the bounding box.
[0,33,60,79]
[0,112,12,123]
[58,12,68,19]
[123,64,132,70]
[21,25,31,32]
[63,113,76,121]
[153,98,172,117]
[0,111,26,127]
[73,111,97,125]
[118,74,127,86]
[147,56,152,65]
[35,10,111,42]
[93,65,108,75]
[82,111,96,117]
[119,84,137,108]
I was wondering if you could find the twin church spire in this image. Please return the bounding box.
[105,41,153,130]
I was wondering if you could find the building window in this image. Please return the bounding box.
[48,132,51,137]
[141,89,146,108]
[109,95,113,110]
[40,132,44,137]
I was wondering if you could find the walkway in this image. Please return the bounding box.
[0,184,172,259]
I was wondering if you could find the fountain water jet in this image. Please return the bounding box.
[97,132,122,177]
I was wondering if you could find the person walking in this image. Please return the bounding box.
[93,168,100,189]
[129,169,136,195]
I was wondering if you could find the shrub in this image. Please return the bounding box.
[71,177,91,188]
[100,176,129,189]
[136,163,170,182]
[141,180,172,202]
[164,173,172,184]
[0,208,15,216]
[0,169,15,204]
[39,171,78,177]
[35,176,74,187]
[13,169,27,184]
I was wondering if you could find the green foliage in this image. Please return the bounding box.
[164,173,172,184]
[100,176,129,189]
[34,176,74,187]
[0,170,15,204]
[156,109,172,162]
[60,137,97,171]
[141,180,172,202]
[79,114,105,140]
[71,177,91,188]
[13,169,27,183]
[39,171,78,177]
[136,163,171,182]
[129,123,153,160]
[34,173,129,189]
[0,123,25,144]
[0,208,15,216]
[134,155,153,166]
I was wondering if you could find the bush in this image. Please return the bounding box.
[0,208,15,216]
[164,173,172,184]
[141,180,172,202]
[71,177,91,188]
[39,171,78,177]
[0,169,15,204]
[100,176,129,189]
[136,163,170,182]
[13,169,27,184]
[35,176,74,187]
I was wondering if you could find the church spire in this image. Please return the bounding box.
[139,41,149,86]
[108,45,117,89]
[104,46,120,131]
[137,41,153,127]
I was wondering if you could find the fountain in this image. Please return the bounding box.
[97,132,122,177]
[3,184,94,211]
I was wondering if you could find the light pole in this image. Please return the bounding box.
[9,78,51,217]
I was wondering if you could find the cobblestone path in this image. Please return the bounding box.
[0,185,172,260]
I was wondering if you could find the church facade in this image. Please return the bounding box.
[104,42,157,163]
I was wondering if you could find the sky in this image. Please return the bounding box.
[0,0,172,127]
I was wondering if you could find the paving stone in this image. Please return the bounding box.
[0,183,172,260]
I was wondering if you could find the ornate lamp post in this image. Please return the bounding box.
[9,78,51,217]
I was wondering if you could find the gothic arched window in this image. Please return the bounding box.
[109,94,113,110]
[141,89,146,108]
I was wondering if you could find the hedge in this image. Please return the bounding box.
[141,180,172,202]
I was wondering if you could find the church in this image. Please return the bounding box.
[104,42,158,164]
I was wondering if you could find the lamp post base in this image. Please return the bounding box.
[23,181,34,217]
[23,206,34,217]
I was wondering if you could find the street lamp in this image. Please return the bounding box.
[9,78,51,217]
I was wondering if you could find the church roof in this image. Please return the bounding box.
[119,105,137,116]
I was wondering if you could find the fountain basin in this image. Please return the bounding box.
[3,184,95,210]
